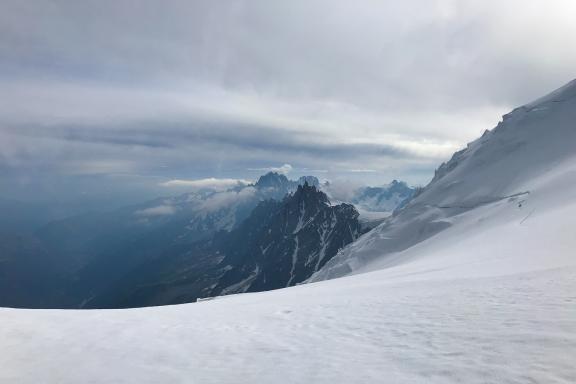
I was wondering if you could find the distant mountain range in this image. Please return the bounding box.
[2,172,407,308]
[350,180,414,212]
[3,76,576,384]
[36,172,322,307]
[87,182,361,308]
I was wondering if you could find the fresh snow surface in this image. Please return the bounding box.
[1,81,576,383]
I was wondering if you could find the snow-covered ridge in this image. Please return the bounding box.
[310,78,576,281]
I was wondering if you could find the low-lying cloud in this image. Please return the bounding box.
[161,178,251,191]
[135,204,177,217]
[200,187,257,212]
[248,164,293,175]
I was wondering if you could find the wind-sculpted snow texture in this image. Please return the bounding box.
[310,78,576,281]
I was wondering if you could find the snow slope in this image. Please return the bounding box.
[1,80,576,383]
[1,200,575,383]
[310,78,576,281]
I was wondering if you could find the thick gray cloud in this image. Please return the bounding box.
[0,0,575,206]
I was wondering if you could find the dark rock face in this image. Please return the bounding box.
[214,183,359,294]
[92,184,361,308]
[0,172,323,309]
[255,172,294,190]
[255,172,320,198]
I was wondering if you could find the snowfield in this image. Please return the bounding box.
[1,80,576,383]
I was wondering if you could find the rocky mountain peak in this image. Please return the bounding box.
[292,182,329,205]
[255,172,291,189]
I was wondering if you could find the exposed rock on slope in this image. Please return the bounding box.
[88,183,361,307]
[2,172,317,308]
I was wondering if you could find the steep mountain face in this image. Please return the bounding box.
[311,78,576,282]
[255,173,320,196]
[351,180,414,212]
[90,184,361,308]
[1,173,318,308]
[39,172,316,254]
[209,183,360,295]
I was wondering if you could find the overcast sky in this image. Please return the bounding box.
[1,0,575,205]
